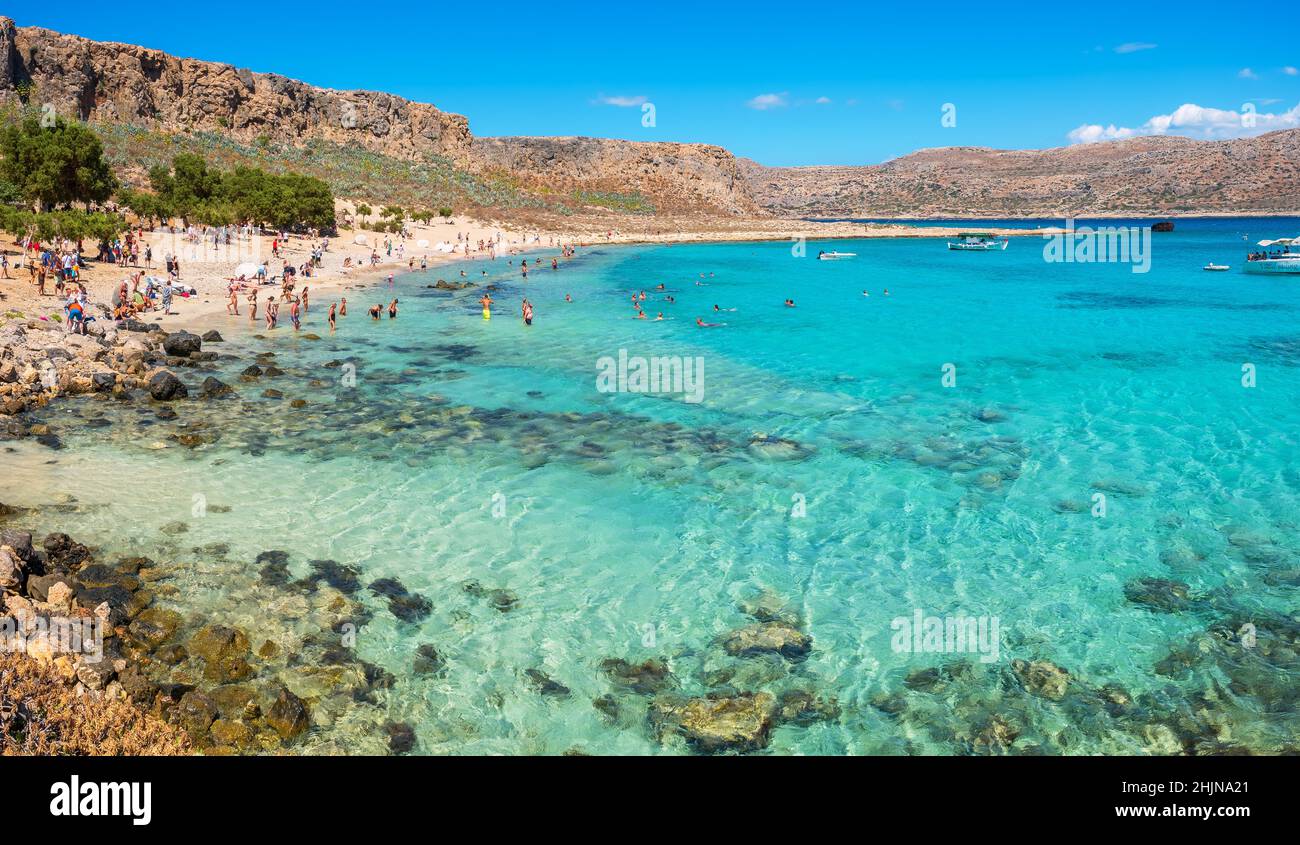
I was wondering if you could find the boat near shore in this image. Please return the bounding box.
[947,233,1008,251]
[1244,237,1300,274]
[817,250,857,260]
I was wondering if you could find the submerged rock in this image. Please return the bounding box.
[524,668,571,698]
[200,376,235,399]
[384,721,417,754]
[1011,658,1070,701]
[653,692,778,753]
[601,657,674,694]
[1124,577,1193,613]
[413,643,444,675]
[368,577,432,623]
[264,686,310,739]
[722,622,812,661]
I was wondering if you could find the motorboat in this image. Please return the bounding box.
[947,232,1008,251]
[1203,263,1230,272]
[817,250,857,260]
[1244,237,1300,274]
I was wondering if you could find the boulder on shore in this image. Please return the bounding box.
[162,331,202,357]
[148,369,187,401]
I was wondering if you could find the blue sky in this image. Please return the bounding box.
[12,1,1300,165]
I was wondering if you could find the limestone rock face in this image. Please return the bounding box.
[0,17,761,216]
[0,18,471,163]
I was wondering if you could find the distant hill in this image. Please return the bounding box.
[738,131,1300,217]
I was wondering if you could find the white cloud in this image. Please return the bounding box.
[1067,101,1300,144]
[815,96,831,105]
[1114,42,1157,54]
[1284,66,1299,76]
[746,92,788,111]
[1238,67,1258,79]
[594,94,648,107]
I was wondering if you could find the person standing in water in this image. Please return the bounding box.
[340,297,347,317]
[479,292,494,320]
[388,298,399,319]
[328,302,337,333]
[522,298,533,326]
[289,297,301,331]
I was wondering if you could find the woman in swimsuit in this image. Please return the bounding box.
[388,298,399,319]
[328,302,337,333]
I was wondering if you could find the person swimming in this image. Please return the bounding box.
[862,290,870,297]
[565,293,572,302]
[696,316,724,327]
[784,299,796,307]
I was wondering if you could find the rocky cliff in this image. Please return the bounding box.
[739,130,1300,217]
[0,18,471,162]
[0,17,758,215]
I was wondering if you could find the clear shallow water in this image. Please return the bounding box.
[4,218,1299,754]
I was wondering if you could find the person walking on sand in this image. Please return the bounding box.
[161,277,174,315]
[227,286,240,316]
[0,252,9,279]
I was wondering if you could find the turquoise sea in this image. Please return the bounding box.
[4,217,1299,754]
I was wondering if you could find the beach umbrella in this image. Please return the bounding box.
[233,262,260,278]
[353,234,368,246]
[417,239,430,248]
[435,242,454,253]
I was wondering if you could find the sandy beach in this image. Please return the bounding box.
[1,201,1059,335]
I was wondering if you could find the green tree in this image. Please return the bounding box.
[0,115,117,211]
[354,203,372,226]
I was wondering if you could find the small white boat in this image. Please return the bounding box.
[1244,237,1300,275]
[1203,263,1230,272]
[817,250,857,260]
[947,232,1008,251]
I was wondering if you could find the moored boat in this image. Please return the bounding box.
[1244,238,1300,275]
[947,232,1008,251]
[817,250,857,260]
[1203,263,1230,272]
